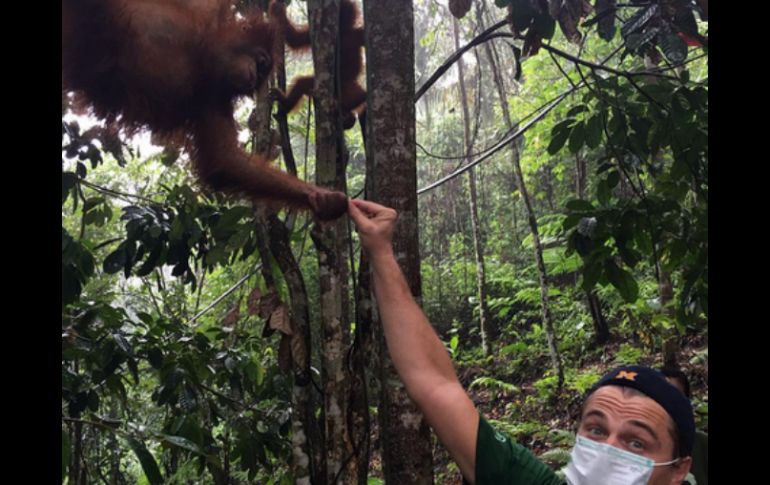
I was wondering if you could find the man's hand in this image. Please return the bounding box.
[348,199,398,259]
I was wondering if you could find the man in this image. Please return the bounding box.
[348,199,695,484]
[660,367,708,485]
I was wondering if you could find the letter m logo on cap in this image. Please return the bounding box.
[615,371,637,381]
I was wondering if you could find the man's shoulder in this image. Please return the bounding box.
[474,416,565,485]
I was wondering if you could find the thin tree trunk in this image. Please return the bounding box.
[658,266,678,368]
[453,18,492,356]
[478,1,563,386]
[249,47,321,482]
[643,53,679,369]
[353,251,374,485]
[587,290,610,344]
[575,153,586,200]
[574,153,610,344]
[308,1,357,482]
[266,214,326,484]
[69,361,84,485]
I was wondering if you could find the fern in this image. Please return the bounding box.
[547,429,576,447]
[487,419,549,442]
[568,370,602,394]
[614,343,644,365]
[469,376,519,394]
[539,448,572,469]
[690,347,708,365]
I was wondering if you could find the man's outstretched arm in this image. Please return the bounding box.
[348,199,479,483]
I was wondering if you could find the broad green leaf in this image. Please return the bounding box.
[126,437,164,485]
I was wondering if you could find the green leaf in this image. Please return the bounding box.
[103,245,127,274]
[62,270,81,307]
[113,333,132,355]
[62,429,71,483]
[608,110,627,143]
[567,105,588,118]
[596,1,617,41]
[87,390,100,412]
[618,246,641,268]
[597,178,611,206]
[533,13,556,40]
[244,360,264,387]
[123,240,136,278]
[218,206,251,230]
[548,120,575,155]
[160,434,206,455]
[625,27,659,51]
[126,436,164,485]
[509,0,536,32]
[659,32,688,64]
[581,261,602,292]
[226,229,250,252]
[604,260,639,302]
[204,245,227,267]
[562,213,582,231]
[127,357,140,384]
[574,233,594,256]
[620,4,658,39]
[83,197,105,212]
[585,114,603,148]
[565,199,595,212]
[148,348,164,369]
[568,122,585,154]
[62,172,77,205]
[666,239,688,268]
[169,218,185,242]
[148,224,162,239]
[136,244,164,277]
[137,312,154,326]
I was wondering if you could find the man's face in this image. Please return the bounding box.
[578,386,691,485]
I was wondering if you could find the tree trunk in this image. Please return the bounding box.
[478,1,563,386]
[575,153,586,200]
[363,0,434,482]
[478,1,519,247]
[308,1,357,482]
[453,18,492,356]
[541,165,556,212]
[266,214,326,484]
[108,401,122,484]
[249,44,322,483]
[642,54,679,369]
[69,361,84,485]
[574,153,609,345]
[659,267,679,368]
[587,290,610,345]
[353,252,374,485]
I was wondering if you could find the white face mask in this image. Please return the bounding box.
[564,436,679,485]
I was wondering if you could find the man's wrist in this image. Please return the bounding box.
[368,247,396,266]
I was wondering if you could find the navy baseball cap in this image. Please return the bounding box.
[586,365,696,456]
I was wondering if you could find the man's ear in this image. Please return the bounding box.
[670,456,692,484]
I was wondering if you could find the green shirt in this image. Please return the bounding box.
[689,430,708,485]
[468,415,565,485]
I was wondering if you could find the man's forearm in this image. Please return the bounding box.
[369,251,459,401]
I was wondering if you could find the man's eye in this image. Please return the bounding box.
[588,426,605,436]
[628,439,645,451]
